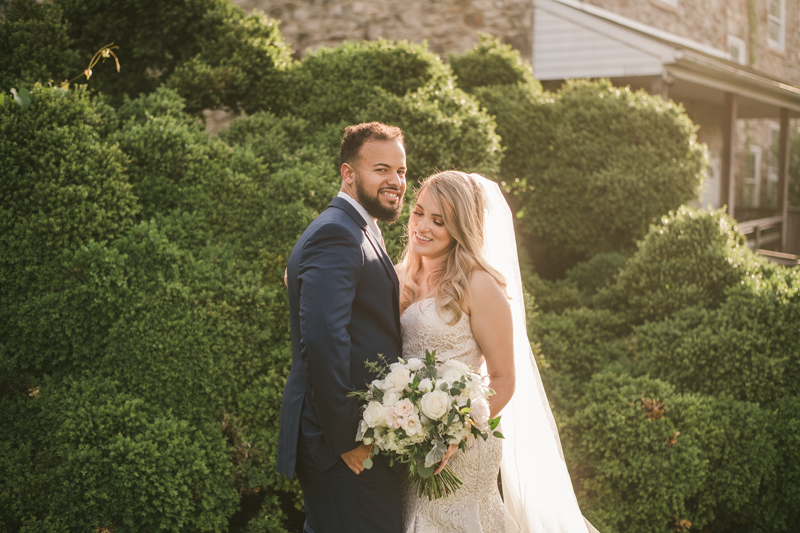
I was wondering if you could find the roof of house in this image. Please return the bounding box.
[533,0,800,116]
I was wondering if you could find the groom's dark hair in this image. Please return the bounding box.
[339,122,405,168]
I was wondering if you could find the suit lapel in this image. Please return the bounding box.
[328,197,400,296]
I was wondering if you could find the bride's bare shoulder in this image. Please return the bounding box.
[468,269,507,308]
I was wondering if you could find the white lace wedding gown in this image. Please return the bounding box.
[400,298,521,533]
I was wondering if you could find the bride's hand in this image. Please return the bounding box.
[434,444,459,474]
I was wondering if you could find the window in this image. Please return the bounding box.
[768,0,785,50]
[766,124,780,207]
[728,35,747,65]
[744,145,762,207]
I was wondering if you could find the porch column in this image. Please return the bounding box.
[721,93,738,218]
[778,108,791,252]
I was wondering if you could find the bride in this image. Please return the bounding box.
[395,171,598,533]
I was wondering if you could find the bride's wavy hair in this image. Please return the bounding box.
[400,171,507,324]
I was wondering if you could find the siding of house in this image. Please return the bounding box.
[533,7,665,80]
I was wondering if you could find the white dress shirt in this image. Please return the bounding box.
[337,191,384,248]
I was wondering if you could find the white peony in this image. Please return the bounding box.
[440,359,470,378]
[385,366,412,391]
[394,398,415,418]
[363,401,386,428]
[418,378,434,393]
[470,397,491,430]
[383,391,402,407]
[440,368,463,384]
[406,358,425,371]
[420,390,450,420]
[400,413,422,437]
[462,375,485,400]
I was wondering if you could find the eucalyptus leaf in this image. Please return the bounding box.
[416,462,436,479]
[362,457,373,469]
[424,433,447,468]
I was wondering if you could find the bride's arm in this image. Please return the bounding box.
[468,270,515,418]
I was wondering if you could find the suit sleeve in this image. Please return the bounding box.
[297,222,364,457]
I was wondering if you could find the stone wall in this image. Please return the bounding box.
[232,0,533,60]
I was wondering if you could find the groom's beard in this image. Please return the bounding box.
[355,172,404,224]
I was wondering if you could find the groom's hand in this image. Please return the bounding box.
[341,443,373,475]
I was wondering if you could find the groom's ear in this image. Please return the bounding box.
[341,162,356,185]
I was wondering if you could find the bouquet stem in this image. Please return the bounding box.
[411,466,463,500]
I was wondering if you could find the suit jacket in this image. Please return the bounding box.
[276,196,403,478]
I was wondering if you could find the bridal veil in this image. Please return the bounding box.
[470,174,599,533]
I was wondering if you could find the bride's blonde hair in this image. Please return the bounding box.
[400,171,507,324]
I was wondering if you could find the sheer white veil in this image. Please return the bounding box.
[470,174,599,533]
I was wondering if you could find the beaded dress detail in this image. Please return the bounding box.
[400,298,520,533]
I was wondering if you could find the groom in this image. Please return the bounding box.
[277,122,407,532]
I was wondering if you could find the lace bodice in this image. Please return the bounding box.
[400,298,483,370]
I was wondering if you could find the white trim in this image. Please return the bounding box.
[768,0,786,51]
[727,35,747,66]
[656,0,678,6]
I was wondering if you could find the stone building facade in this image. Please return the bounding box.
[234,0,534,60]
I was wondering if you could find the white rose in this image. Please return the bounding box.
[363,401,386,428]
[400,413,422,436]
[385,366,412,391]
[383,391,402,407]
[420,390,450,420]
[394,398,414,418]
[372,379,386,391]
[406,358,424,371]
[418,378,433,393]
[470,397,491,430]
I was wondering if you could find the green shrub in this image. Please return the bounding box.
[285,39,453,125]
[0,377,238,532]
[533,308,631,408]
[0,0,82,89]
[449,33,536,92]
[167,2,293,115]
[606,206,764,323]
[52,0,226,102]
[458,73,707,275]
[0,86,137,376]
[523,80,706,263]
[565,373,779,533]
[632,265,800,403]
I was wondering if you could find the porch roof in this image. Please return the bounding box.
[533,0,800,118]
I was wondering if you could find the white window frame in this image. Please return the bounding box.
[768,0,786,51]
[727,35,747,65]
[767,123,780,207]
[744,145,762,208]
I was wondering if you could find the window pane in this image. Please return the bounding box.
[770,0,781,17]
[769,20,781,42]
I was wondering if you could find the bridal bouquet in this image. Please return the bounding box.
[350,350,503,500]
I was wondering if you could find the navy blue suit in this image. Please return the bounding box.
[277,197,403,533]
